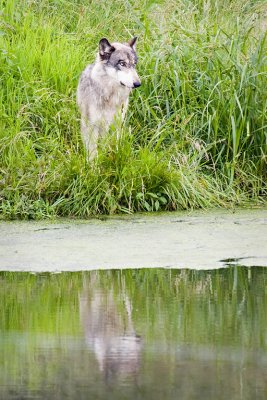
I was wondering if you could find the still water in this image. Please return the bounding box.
[0,267,267,400]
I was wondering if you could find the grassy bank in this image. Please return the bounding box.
[0,0,266,219]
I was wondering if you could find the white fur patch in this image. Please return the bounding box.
[117,69,140,89]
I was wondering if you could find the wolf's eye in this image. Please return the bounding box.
[118,61,127,67]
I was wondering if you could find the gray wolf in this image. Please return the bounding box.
[77,37,141,160]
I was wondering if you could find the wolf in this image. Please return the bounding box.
[77,37,141,160]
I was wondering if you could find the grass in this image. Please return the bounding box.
[0,0,266,219]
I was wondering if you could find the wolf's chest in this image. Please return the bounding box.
[102,88,128,108]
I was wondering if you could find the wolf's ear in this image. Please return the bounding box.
[99,38,115,60]
[128,36,137,51]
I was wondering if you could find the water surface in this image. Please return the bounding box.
[1,267,267,399]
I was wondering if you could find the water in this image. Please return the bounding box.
[1,267,267,400]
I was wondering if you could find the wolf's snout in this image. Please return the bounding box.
[133,81,141,88]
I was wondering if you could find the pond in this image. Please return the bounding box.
[1,266,267,399]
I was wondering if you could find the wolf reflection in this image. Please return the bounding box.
[79,275,141,382]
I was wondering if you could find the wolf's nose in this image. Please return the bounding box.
[133,82,141,88]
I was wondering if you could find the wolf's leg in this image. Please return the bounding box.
[113,98,129,142]
[121,98,129,122]
[81,117,99,161]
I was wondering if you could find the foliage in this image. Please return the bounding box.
[0,0,266,218]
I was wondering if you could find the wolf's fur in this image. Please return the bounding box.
[77,37,141,160]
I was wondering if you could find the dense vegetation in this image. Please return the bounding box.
[0,0,266,219]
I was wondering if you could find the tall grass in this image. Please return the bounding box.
[0,0,266,219]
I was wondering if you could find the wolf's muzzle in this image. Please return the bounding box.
[133,82,141,88]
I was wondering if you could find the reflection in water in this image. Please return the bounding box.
[80,272,141,383]
[0,267,267,399]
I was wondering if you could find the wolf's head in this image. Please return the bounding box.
[98,37,141,90]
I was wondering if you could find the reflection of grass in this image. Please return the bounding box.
[0,0,266,219]
[1,267,267,395]
[114,267,267,347]
[0,272,83,334]
[1,267,266,348]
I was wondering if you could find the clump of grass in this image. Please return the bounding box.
[0,0,266,219]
